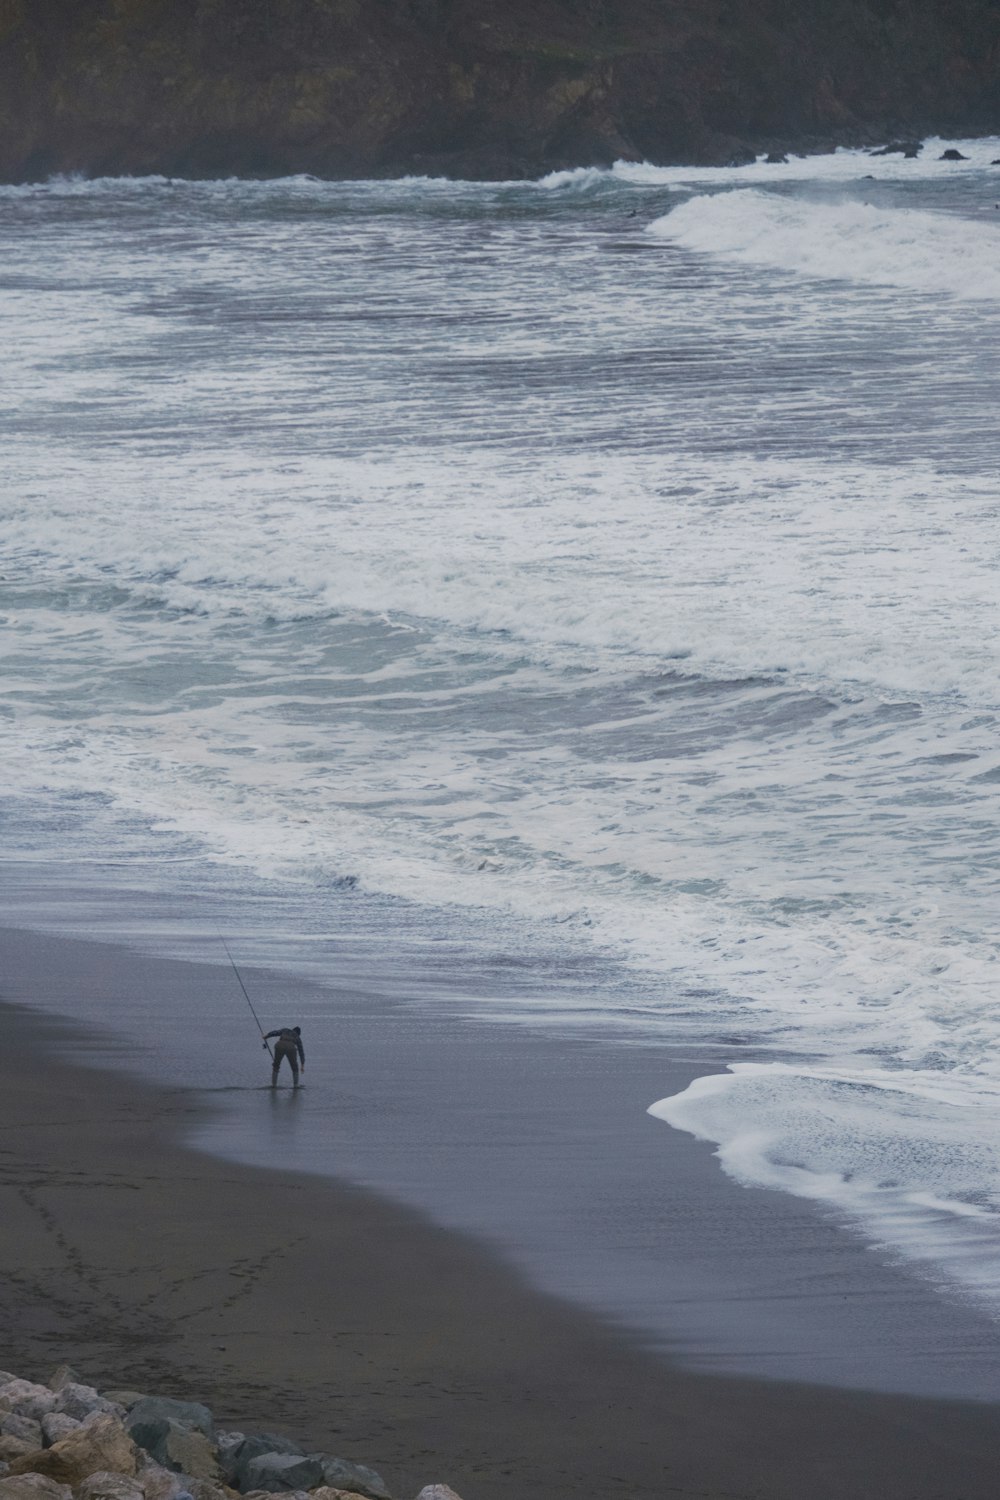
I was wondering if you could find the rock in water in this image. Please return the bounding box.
[414,1488,465,1500]
[939,148,969,159]
[870,140,922,156]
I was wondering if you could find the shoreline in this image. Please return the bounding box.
[6,919,1000,1399]
[5,925,1000,1497]
[2,128,999,187]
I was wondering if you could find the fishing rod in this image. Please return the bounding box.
[220,935,273,1059]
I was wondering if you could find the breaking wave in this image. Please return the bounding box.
[649,189,1000,299]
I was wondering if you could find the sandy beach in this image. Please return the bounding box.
[4,924,1000,1499]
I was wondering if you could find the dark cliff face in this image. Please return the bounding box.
[1,0,998,181]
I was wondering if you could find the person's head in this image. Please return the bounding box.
[293,1026,301,1035]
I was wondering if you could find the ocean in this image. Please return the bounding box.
[4,137,1000,1371]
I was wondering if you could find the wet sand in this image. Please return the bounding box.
[5,925,1000,1499]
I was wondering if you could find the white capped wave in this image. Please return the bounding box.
[649,188,1000,298]
[546,136,1000,188]
[6,159,1000,1329]
[5,447,1000,707]
[5,134,999,200]
[651,1064,1000,1308]
[0,170,502,201]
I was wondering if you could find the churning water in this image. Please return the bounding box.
[4,138,1000,1322]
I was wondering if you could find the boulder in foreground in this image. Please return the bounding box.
[0,1365,465,1500]
[9,1416,139,1487]
[0,1477,72,1500]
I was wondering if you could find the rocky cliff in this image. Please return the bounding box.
[1,0,998,181]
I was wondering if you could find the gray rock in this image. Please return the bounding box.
[241,1456,324,1495]
[146,1430,218,1483]
[311,1461,389,1500]
[173,1481,227,1500]
[0,1444,34,1468]
[414,1488,463,1500]
[135,1458,187,1500]
[212,1436,242,1471]
[7,1414,139,1487]
[0,1477,72,1500]
[125,1404,213,1457]
[53,1390,123,1425]
[869,140,922,158]
[76,1473,147,1500]
[313,1490,386,1500]
[42,1418,81,1449]
[0,1420,42,1450]
[46,1371,80,1396]
[0,1377,17,1389]
[0,1385,57,1422]
[221,1437,301,1491]
[240,1492,310,1500]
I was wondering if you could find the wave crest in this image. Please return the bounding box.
[649,189,1000,299]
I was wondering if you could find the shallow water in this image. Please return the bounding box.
[4,138,1000,1334]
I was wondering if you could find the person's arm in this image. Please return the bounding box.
[263,1030,280,1040]
[297,1036,305,1067]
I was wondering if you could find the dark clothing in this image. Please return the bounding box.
[264,1027,304,1086]
[264,1028,305,1063]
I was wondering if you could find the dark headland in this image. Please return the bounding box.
[1,0,999,183]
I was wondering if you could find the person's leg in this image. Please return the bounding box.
[271,1049,281,1087]
[290,1055,299,1087]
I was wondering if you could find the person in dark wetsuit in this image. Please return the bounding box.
[264,1025,305,1087]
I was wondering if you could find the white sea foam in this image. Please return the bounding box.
[3,135,997,200]
[544,136,1000,188]
[650,1064,1000,1306]
[649,189,1000,298]
[5,448,1000,704]
[4,158,1000,1325]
